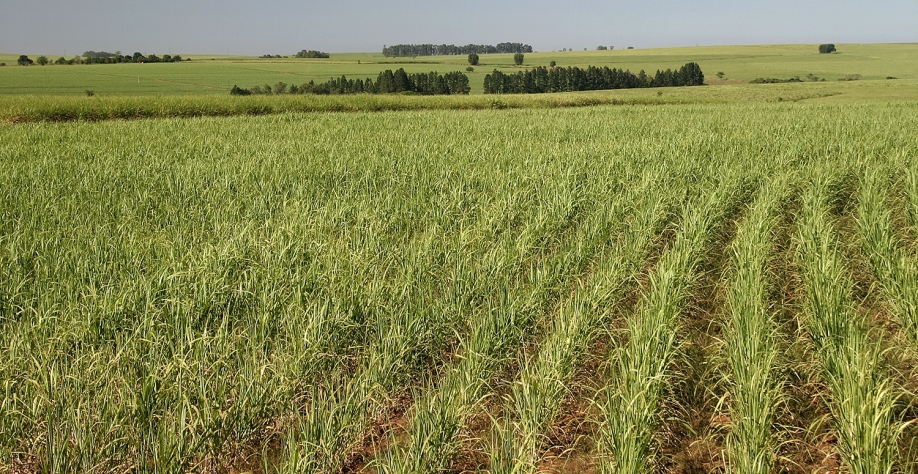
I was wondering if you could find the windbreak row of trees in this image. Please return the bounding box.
[483,62,704,94]
[232,68,470,95]
[82,51,120,59]
[17,52,186,66]
[382,43,533,57]
[81,52,185,64]
[261,50,330,59]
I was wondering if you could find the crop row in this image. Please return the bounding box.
[2,103,918,472]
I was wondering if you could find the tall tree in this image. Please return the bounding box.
[392,68,412,92]
[484,62,703,94]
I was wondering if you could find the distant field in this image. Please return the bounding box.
[2,43,917,96]
[3,78,917,124]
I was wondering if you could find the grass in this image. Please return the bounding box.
[2,101,918,473]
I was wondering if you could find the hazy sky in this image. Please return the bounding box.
[1,0,916,56]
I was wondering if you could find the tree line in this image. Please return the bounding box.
[81,51,184,63]
[483,62,704,94]
[16,52,186,66]
[382,43,533,58]
[294,50,330,58]
[231,68,470,96]
[260,50,330,59]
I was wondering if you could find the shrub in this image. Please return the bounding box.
[17,55,33,66]
[230,85,252,96]
[750,76,803,84]
[0,63,5,67]
[295,50,330,58]
[84,90,95,97]
[489,99,508,109]
[468,53,479,66]
[36,56,49,66]
[550,60,556,68]
[513,53,524,65]
[466,67,474,72]
[819,44,836,54]
[597,46,607,50]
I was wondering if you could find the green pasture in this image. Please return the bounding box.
[2,43,917,97]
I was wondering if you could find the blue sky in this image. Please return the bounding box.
[1,0,916,55]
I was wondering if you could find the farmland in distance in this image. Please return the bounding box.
[2,43,918,97]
